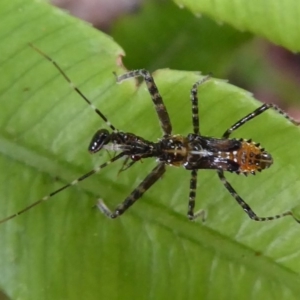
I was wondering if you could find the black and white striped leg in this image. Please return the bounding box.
[223,103,300,138]
[98,162,166,218]
[190,75,211,134]
[188,170,197,219]
[114,69,172,135]
[217,170,299,222]
[187,170,206,221]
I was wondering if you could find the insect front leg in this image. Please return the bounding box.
[115,69,172,135]
[97,162,166,218]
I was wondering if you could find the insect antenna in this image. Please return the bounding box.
[29,43,117,132]
[0,152,126,224]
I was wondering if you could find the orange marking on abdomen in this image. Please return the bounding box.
[237,141,273,173]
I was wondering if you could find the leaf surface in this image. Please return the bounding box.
[1,1,300,299]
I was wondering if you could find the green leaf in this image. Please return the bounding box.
[1,1,300,300]
[175,0,300,52]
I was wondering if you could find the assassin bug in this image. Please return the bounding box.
[0,44,299,224]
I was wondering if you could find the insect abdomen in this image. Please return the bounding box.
[237,140,273,174]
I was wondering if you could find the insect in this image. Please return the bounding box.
[0,44,299,224]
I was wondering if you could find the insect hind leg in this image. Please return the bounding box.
[114,69,172,135]
[97,162,166,218]
[217,170,300,223]
[223,103,300,138]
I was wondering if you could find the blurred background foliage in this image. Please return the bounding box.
[54,0,300,116]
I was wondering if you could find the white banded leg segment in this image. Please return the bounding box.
[114,69,172,135]
[188,169,198,220]
[223,103,300,139]
[96,162,166,219]
[190,75,211,134]
[193,209,207,222]
[217,170,299,222]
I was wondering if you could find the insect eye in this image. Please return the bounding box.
[88,129,110,153]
